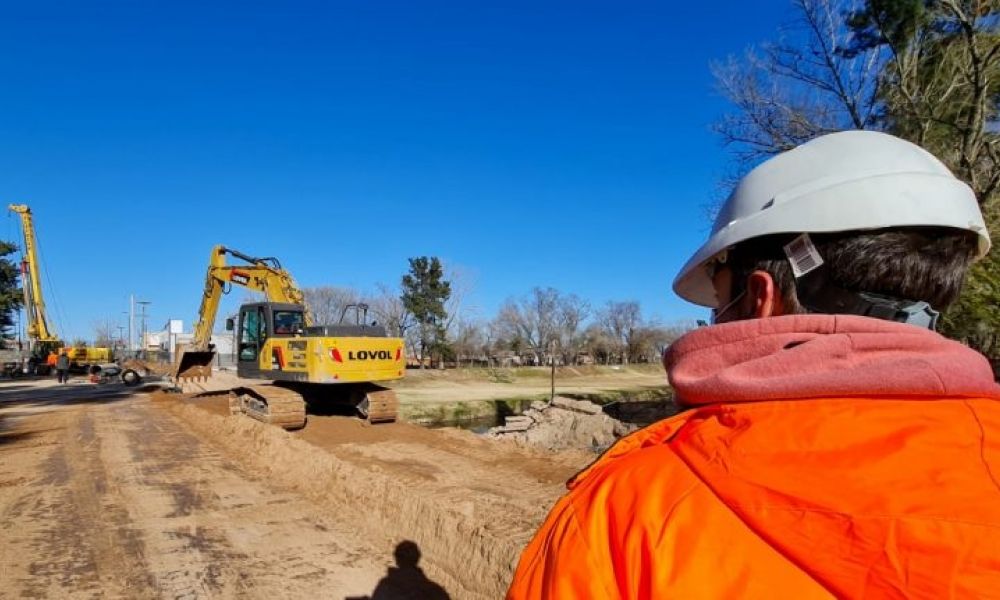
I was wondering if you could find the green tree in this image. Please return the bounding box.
[401,257,451,368]
[0,240,22,343]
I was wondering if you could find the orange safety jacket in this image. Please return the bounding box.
[508,315,1000,599]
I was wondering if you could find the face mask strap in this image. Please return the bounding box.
[711,289,747,324]
[794,264,940,330]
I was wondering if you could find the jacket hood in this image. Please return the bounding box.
[664,314,1000,406]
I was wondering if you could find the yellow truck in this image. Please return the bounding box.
[62,346,113,365]
[174,245,405,429]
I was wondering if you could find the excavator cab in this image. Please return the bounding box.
[235,302,307,379]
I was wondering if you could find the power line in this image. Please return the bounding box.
[32,215,71,341]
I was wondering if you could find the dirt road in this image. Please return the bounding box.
[0,377,595,599]
[0,380,439,599]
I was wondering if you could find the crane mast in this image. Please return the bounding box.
[8,204,58,348]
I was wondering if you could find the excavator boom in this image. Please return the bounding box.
[174,245,311,380]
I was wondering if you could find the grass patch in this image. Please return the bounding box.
[397,364,664,386]
[401,397,541,425]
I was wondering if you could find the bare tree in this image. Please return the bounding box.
[712,0,884,175]
[495,301,529,346]
[302,286,361,326]
[557,294,590,364]
[368,282,413,339]
[495,287,567,364]
[92,318,116,347]
[630,320,698,364]
[451,319,486,367]
[441,263,477,342]
[481,319,508,366]
[599,301,643,365]
[489,311,527,364]
[529,288,561,363]
[581,323,615,365]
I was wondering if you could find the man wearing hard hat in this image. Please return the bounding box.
[507,131,1000,599]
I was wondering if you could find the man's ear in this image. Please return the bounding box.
[747,270,782,318]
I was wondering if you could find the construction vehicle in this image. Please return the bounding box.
[173,245,405,429]
[8,204,60,373]
[8,204,112,374]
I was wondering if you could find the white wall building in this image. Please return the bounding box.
[145,320,236,363]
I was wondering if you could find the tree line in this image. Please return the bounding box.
[0,243,20,343]
[303,257,694,369]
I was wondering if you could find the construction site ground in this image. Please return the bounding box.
[0,366,669,599]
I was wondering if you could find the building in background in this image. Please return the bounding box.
[145,320,235,366]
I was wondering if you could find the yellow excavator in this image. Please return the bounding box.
[173,245,405,429]
[8,204,111,373]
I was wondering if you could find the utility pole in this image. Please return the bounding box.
[230,313,237,365]
[549,339,557,403]
[137,301,151,352]
[129,294,135,351]
[122,311,129,352]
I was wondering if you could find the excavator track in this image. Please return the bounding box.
[357,388,398,424]
[229,385,307,430]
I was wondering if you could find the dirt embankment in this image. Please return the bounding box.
[162,396,592,599]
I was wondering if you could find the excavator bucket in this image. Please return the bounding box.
[173,345,216,382]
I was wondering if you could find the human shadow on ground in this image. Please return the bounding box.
[345,540,450,600]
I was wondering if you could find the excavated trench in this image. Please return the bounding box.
[141,372,675,597]
[159,394,592,599]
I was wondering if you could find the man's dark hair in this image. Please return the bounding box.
[727,227,979,313]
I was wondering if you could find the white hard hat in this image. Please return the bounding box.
[674,130,992,307]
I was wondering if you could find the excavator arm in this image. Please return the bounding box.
[175,245,311,380]
[189,245,311,350]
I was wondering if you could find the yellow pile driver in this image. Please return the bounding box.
[8,204,111,374]
[174,245,405,429]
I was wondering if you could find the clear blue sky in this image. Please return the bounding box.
[0,1,791,341]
